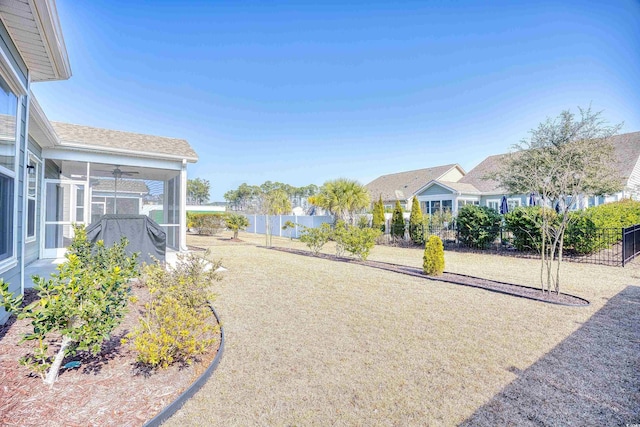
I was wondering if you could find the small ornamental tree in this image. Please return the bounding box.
[225,213,249,239]
[264,189,292,247]
[494,107,622,293]
[372,196,386,232]
[409,196,424,244]
[0,225,138,386]
[423,235,445,276]
[391,200,405,238]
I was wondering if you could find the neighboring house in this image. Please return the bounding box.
[365,164,466,210]
[415,131,640,215]
[0,2,197,324]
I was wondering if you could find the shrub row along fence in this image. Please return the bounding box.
[403,223,638,267]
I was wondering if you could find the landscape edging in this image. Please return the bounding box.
[143,304,225,427]
[269,247,590,307]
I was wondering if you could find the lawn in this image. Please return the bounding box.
[166,231,640,426]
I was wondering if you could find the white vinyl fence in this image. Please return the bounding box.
[244,215,334,239]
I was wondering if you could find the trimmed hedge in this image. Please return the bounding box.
[188,212,227,235]
[456,205,502,249]
[504,206,558,252]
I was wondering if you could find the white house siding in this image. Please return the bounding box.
[626,157,640,199]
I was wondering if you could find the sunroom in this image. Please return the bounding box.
[29,106,198,259]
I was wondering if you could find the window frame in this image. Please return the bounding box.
[0,87,20,272]
[25,151,40,243]
[486,199,500,212]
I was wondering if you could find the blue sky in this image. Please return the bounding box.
[32,0,640,201]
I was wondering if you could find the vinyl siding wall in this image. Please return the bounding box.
[417,183,455,197]
[0,21,29,324]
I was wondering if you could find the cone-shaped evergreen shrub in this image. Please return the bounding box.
[372,196,385,232]
[423,235,445,276]
[391,200,405,237]
[409,196,424,244]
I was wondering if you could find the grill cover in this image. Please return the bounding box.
[86,214,166,264]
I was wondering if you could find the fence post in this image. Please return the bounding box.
[622,226,626,267]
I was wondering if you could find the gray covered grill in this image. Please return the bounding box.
[86,214,166,265]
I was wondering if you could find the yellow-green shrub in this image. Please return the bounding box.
[423,235,445,276]
[124,252,221,369]
[130,294,218,368]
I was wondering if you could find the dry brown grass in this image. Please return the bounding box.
[169,231,639,426]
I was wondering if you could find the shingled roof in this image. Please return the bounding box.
[51,122,198,162]
[92,179,149,194]
[611,131,640,185]
[457,154,507,194]
[458,131,640,194]
[366,164,462,201]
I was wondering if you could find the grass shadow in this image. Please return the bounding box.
[461,285,640,426]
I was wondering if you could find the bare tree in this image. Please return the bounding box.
[495,107,622,293]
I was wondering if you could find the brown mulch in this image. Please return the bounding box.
[270,247,589,306]
[0,286,220,427]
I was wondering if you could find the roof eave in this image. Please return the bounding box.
[28,94,59,147]
[56,140,199,163]
[30,0,71,81]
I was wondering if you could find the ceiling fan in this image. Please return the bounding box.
[93,166,140,213]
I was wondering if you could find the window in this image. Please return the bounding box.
[507,198,521,211]
[487,200,500,211]
[457,199,479,210]
[0,77,18,264]
[26,155,39,242]
[0,173,14,261]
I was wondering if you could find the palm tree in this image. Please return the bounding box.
[225,213,249,240]
[313,178,370,225]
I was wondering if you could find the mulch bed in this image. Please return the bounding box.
[270,247,589,306]
[0,285,220,427]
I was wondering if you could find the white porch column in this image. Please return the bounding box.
[179,159,188,251]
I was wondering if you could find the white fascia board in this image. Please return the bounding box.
[41,147,183,171]
[55,141,198,163]
[30,0,71,80]
[28,94,58,147]
[414,180,460,197]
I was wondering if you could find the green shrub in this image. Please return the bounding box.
[456,205,502,248]
[409,196,424,245]
[372,196,386,232]
[391,200,405,237]
[504,206,559,251]
[299,223,332,255]
[124,252,221,369]
[423,235,445,276]
[332,221,348,257]
[564,200,640,254]
[335,225,381,261]
[583,199,640,229]
[190,213,227,235]
[0,225,138,385]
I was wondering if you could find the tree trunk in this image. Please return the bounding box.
[44,335,73,387]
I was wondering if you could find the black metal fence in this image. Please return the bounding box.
[388,223,632,267]
[622,224,640,266]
